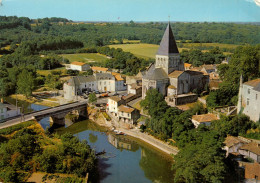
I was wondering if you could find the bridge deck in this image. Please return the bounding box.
[0,101,88,130]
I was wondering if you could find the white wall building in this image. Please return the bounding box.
[66,61,91,71]
[107,96,125,115]
[63,72,126,101]
[237,78,260,122]
[191,113,219,128]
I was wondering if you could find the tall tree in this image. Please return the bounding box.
[17,70,35,98]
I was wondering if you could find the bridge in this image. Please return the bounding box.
[0,101,88,129]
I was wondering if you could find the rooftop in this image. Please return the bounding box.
[244,78,260,88]
[168,70,184,78]
[192,113,219,123]
[67,76,96,86]
[71,61,87,66]
[91,66,109,72]
[118,105,135,113]
[240,142,260,155]
[184,63,192,68]
[109,96,122,102]
[185,70,205,76]
[224,136,245,148]
[157,23,179,56]
[143,67,169,80]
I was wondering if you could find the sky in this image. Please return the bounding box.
[0,0,260,22]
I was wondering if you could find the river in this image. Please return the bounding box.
[5,97,175,183]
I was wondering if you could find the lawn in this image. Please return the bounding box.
[181,43,239,49]
[60,53,108,63]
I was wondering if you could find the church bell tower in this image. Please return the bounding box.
[155,23,184,74]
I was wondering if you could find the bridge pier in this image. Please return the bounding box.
[50,113,67,127]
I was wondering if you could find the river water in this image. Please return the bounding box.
[5,97,175,183]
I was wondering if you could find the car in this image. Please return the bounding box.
[95,91,100,94]
[100,93,108,97]
[112,92,118,96]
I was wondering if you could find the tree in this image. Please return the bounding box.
[88,93,97,103]
[17,70,35,98]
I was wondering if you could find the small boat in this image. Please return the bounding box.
[96,149,106,156]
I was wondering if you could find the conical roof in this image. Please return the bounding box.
[157,23,179,55]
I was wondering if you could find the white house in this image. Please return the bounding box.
[63,72,126,100]
[0,102,21,120]
[118,105,140,125]
[107,96,125,116]
[191,113,219,128]
[67,61,91,71]
[223,136,246,157]
[237,78,260,122]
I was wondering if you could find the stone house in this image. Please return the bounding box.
[66,61,91,71]
[237,78,260,122]
[107,96,125,116]
[239,142,260,163]
[117,105,140,125]
[191,113,219,128]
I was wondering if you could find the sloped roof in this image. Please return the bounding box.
[224,136,245,148]
[185,70,204,76]
[109,96,122,102]
[71,61,87,66]
[192,113,219,123]
[184,63,192,68]
[253,83,260,92]
[157,23,179,55]
[143,67,169,80]
[91,66,109,72]
[95,73,114,80]
[168,70,184,78]
[240,142,260,155]
[67,76,96,86]
[118,105,135,113]
[244,78,260,88]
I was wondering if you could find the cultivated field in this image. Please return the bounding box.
[60,53,108,63]
[109,42,238,58]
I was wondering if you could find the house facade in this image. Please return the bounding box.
[117,105,140,125]
[237,78,260,122]
[63,72,126,100]
[107,96,125,115]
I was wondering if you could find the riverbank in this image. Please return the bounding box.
[90,108,179,156]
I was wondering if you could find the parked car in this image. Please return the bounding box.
[95,91,100,94]
[101,93,108,97]
[112,92,118,96]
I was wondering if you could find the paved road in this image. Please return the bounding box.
[0,101,88,129]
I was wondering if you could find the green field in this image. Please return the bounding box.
[60,53,108,63]
[109,43,238,58]
[109,43,159,59]
[37,67,66,76]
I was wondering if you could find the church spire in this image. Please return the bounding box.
[156,23,179,56]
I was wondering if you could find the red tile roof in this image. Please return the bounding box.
[71,61,87,66]
[192,113,219,123]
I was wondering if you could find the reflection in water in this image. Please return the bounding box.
[89,133,98,143]
[140,147,175,183]
[107,133,139,152]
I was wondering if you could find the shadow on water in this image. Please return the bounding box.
[95,158,112,183]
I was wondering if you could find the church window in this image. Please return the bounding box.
[247,98,249,105]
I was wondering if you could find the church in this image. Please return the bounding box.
[142,23,209,106]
